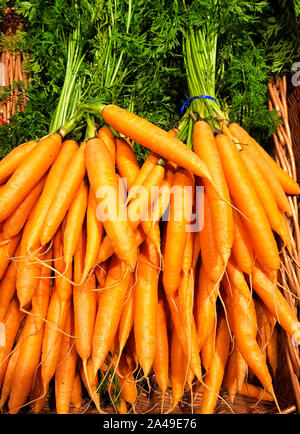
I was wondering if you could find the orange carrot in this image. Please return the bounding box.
[240,148,292,246]
[118,353,137,405]
[200,315,230,414]
[40,141,86,246]
[101,104,213,181]
[215,133,280,274]
[153,296,169,397]
[195,265,218,351]
[170,327,188,410]
[162,168,194,295]
[55,308,77,414]
[73,228,97,362]
[0,140,37,184]
[26,139,78,251]
[223,261,274,395]
[201,327,216,373]
[238,383,274,402]
[86,137,137,271]
[92,255,132,376]
[118,274,135,354]
[134,238,159,377]
[97,125,116,165]
[199,192,225,283]
[53,225,72,318]
[193,120,233,263]
[41,286,71,396]
[8,249,52,414]
[115,137,140,190]
[0,297,25,388]
[228,123,300,195]
[71,370,82,409]
[251,265,300,342]
[63,179,88,266]
[0,337,22,409]
[2,175,45,239]
[227,124,292,215]
[0,134,62,223]
[126,151,160,204]
[223,344,238,403]
[78,358,100,411]
[0,232,21,280]
[0,250,19,322]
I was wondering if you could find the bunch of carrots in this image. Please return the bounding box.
[0,98,299,415]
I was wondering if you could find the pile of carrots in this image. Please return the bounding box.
[0,102,299,414]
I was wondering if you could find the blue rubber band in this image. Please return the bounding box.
[180,95,217,115]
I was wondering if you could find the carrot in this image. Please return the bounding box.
[86,137,137,271]
[0,337,21,409]
[141,219,161,256]
[92,255,133,376]
[232,209,254,275]
[134,238,159,377]
[267,326,278,376]
[71,369,82,409]
[97,125,116,165]
[228,123,300,195]
[151,161,176,223]
[240,148,292,246]
[53,225,72,319]
[0,297,25,388]
[195,265,219,351]
[126,151,160,204]
[101,104,213,180]
[82,189,104,281]
[2,175,46,239]
[7,249,52,414]
[40,141,86,246]
[0,249,19,322]
[193,120,233,263]
[215,133,280,274]
[255,298,269,359]
[26,140,78,251]
[0,140,37,184]
[200,314,230,414]
[16,241,45,310]
[127,161,165,225]
[153,296,169,398]
[115,137,140,190]
[73,228,97,362]
[118,273,135,355]
[199,192,225,283]
[167,294,202,382]
[251,265,300,342]
[238,383,274,402]
[162,168,194,295]
[227,124,292,215]
[95,260,109,288]
[170,327,188,410]
[178,270,194,372]
[0,133,62,223]
[63,179,88,266]
[41,286,71,396]
[0,232,21,280]
[29,366,47,414]
[223,262,274,395]
[201,325,216,372]
[118,353,137,405]
[78,358,100,411]
[223,343,238,403]
[55,308,77,414]
[235,347,247,392]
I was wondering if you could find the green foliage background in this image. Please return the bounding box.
[0,0,299,159]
